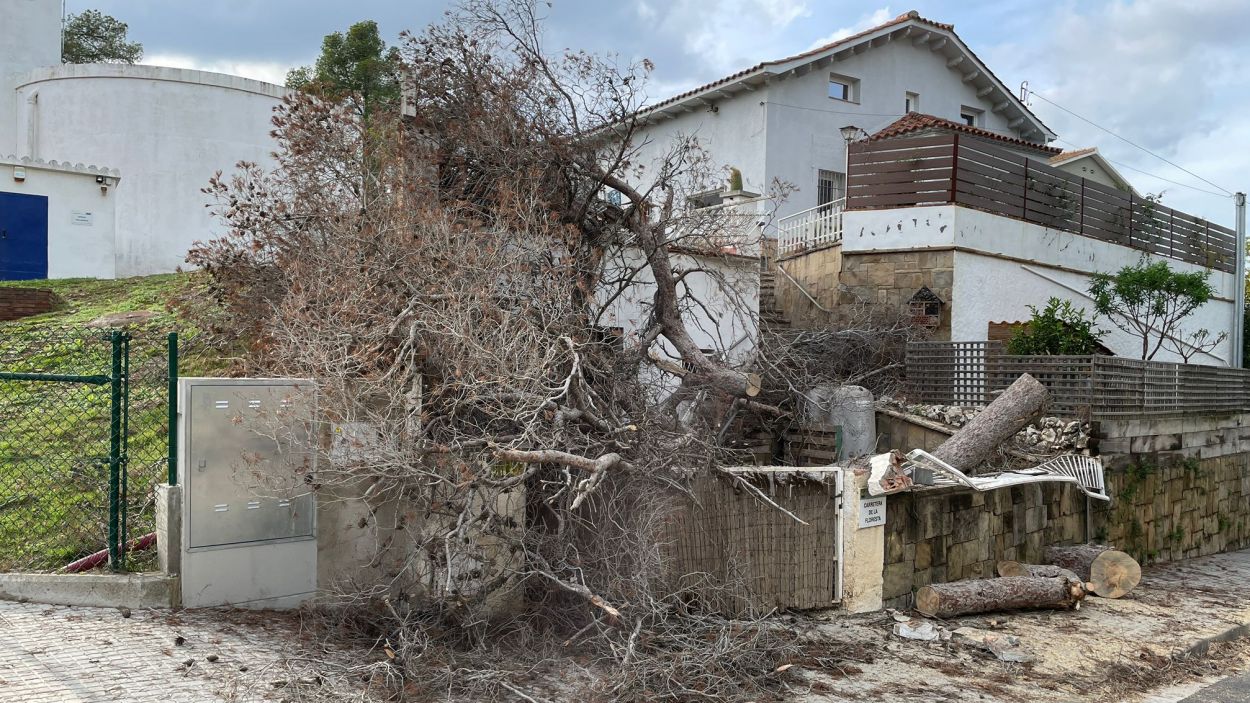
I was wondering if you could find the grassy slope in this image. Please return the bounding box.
[0,274,225,570]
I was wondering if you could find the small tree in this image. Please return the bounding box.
[1006,297,1105,355]
[62,10,143,64]
[1088,259,1221,361]
[285,20,401,118]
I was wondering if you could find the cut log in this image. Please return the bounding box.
[996,560,1080,582]
[930,373,1049,470]
[914,576,1085,618]
[1044,544,1141,599]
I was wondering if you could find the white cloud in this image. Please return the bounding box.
[807,7,892,50]
[985,0,1250,221]
[143,52,296,87]
[637,0,812,78]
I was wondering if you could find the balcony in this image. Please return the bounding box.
[776,200,845,256]
[844,133,1237,273]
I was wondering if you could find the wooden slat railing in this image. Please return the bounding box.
[906,341,1250,419]
[847,134,1237,273]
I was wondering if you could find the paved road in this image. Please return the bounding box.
[0,599,371,702]
[1178,672,1250,702]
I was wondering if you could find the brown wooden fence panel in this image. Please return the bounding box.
[847,136,1236,273]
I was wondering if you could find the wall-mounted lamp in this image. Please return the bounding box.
[95,175,115,194]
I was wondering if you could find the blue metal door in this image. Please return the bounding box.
[0,192,50,280]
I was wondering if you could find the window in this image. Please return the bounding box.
[828,73,859,102]
[817,170,846,207]
[960,106,983,127]
[905,92,920,113]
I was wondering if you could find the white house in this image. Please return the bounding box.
[0,0,285,280]
[629,10,1053,233]
[629,10,1240,366]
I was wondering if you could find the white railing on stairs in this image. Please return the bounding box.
[776,199,845,255]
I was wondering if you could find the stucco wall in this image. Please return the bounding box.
[13,65,286,277]
[843,205,1236,364]
[762,39,1022,222]
[0,159,120,279]
[0,0,61,156]
[629,30,1046,234]
[600,247,760,366]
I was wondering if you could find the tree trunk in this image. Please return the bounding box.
[930,373,1049,470]
[915,576,1085,618]
[996,561,1080,582]
[1044,544,1141,599]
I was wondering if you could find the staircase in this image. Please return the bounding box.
[758,269,791,331]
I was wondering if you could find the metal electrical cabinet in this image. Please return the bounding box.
[178,378,318,609]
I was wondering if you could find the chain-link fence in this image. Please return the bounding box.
[0,329,122,571]
[0,328,191,572]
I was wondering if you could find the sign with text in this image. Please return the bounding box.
[858,496,886,529]
[70,211,94,226]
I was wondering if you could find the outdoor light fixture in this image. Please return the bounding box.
[839,125,864,143]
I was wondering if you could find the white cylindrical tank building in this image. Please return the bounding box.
[13,65,287,276]
[0,0,62,156]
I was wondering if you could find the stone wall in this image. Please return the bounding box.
[839,250,953,339]
[0,287,58,321]
[878,411,1250,609]
[774,244,841,327]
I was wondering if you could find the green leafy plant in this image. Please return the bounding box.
[727,167,744,192]
[1006,297,1105,355]
[62,9,143,64]
[1088,259,1222,360]
[285,20,401,118]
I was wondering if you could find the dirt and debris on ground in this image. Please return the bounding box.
[787,549,1250,702]
[3,550,1250,701]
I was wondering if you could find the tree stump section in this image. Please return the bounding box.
[1044,544,1141,599]
[915,576,1085,618]
[996,561,1080,582]
[931,373,1049,470]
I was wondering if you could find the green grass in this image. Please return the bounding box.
[0,274,229,571]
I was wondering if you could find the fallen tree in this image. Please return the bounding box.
[930,373,1049,470]
[915,575,1086,618]
[1045,544,1142,598]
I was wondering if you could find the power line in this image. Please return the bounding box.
[1027,89,1234,196]
[1053,138,1231,199]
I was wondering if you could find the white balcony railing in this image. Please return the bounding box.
[777,199,845,255]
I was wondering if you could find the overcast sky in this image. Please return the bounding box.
[70,0,1247,223]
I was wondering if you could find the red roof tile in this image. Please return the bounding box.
[869,112,1061,154]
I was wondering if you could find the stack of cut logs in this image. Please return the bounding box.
[911,374,1142,619]
[915,545,1142,618]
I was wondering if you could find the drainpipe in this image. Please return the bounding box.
[1234,192,1246,368]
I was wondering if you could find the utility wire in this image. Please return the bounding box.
[1027,89,1234,196]
[1053,138,1231,199]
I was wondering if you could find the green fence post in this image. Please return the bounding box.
[168,333,179,486]
[108,330,123,571]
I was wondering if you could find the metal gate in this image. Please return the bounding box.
[0,329,179,572]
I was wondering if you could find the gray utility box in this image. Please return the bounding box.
[178,378,318,609]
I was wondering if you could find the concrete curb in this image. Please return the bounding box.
[1182,620,1250,659]
[0,572,179,609]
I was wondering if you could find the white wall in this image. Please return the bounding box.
[0,158,120,279]
[0,0,61,156]
[13,65,286,277]
[630,30,1043,229]
[599,247,760,396]
[843,205,1236,365]
[628,88,770,200]
[763,39,1021,222]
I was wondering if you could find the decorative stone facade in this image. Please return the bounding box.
[774,245,954,338]
[838,250,953,338]
[877,410,1250,609]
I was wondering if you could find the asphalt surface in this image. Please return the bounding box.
[1179,672,1250,702]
